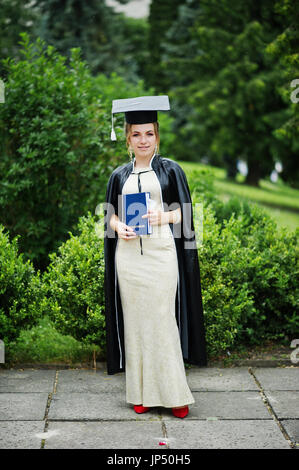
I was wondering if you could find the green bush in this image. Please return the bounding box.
[8,315,100,364]
[198,204,255,356]
[0,225,43,347]
[198,199,299,354]
[211,194,253,229]
[39,211,106,350]
[0,33,114,271]
[187,168,298,349]
[187,167,216,205]
[186,166,254,228]
[218,204,299,344]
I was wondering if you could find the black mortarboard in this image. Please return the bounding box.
[111,95,170,140]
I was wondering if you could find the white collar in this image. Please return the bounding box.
[132,152,156,172]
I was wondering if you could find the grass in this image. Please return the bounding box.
[178,160,299,232]
[6,316,101,365]
[206,339,292,367]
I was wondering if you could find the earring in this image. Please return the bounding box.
[128,147,133,161]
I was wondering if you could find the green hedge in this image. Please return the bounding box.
[40,213,106,349]
[188,166,299,349]
[1,179,298,363]
[0,226,43,345]
[198,204,255,356]
[199,202,299,354]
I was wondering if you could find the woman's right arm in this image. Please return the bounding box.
[110,214,137,241]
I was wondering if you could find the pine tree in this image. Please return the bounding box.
[163,0,290,186]
[146,0,184,93]
[0,0,39,78]
[266,0,299,188]
[33,0,140,80]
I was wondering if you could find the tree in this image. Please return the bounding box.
[163,0,290,187]
[266,0,299,188]
[146,0,184,93]
[0,0,40,78]
[122,16,150,82]
[33,0,141,81]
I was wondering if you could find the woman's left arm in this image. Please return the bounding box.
[142,207,181,226]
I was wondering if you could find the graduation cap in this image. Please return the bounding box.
[110,95,170,141]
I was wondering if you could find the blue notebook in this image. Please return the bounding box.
[123,192,152,235]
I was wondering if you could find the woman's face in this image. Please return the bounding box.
[128,123,157,160]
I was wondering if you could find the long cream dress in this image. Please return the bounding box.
[115,161,195,408]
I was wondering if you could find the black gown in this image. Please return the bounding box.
[104,153,207,375]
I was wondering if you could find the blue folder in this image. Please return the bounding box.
[123,192,152,235]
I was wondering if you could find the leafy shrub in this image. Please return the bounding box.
[186,166,254,228]
[198,204,255,356]
[219,204,299,344]
[198,200,299,354]
[0,225,43,347]
[0,33,117,271]
[187,167,216,205]
[39,212,106,350]
[211,194,253,228]
[7,316,100,364]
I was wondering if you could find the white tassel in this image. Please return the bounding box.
[111,113,116,141]
[111,128,116,141]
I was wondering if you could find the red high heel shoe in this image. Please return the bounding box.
[134,405,150,414]
[172,406,189,418]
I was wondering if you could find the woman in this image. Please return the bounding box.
[104,96,207,419]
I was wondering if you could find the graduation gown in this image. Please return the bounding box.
[103,153,207,375]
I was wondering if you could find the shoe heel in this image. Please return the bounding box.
[134,405,150,414]
[172,406,189,418]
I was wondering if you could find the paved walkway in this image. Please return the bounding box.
[0,365,298,449]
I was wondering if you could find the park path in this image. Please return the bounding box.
[0,365,298,449]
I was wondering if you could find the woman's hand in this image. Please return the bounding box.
[142,209,169,226]
[116,221,138,241]
[142,208,181,226]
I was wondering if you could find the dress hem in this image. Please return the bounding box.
[126,399,195,408]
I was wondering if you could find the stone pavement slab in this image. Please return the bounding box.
[0,421,45,449]
[44,421,165,449]
[163,420,290,449]
[0,366,297,449]
[0,369,56,392]
[252,367,299,390]
[0,393,49,420]
[48,391,160,421]
[56,369,125,393]
[264,391,299,419]
[281,420,299,447]
[187,367,258,391]
[160,391,270,420]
